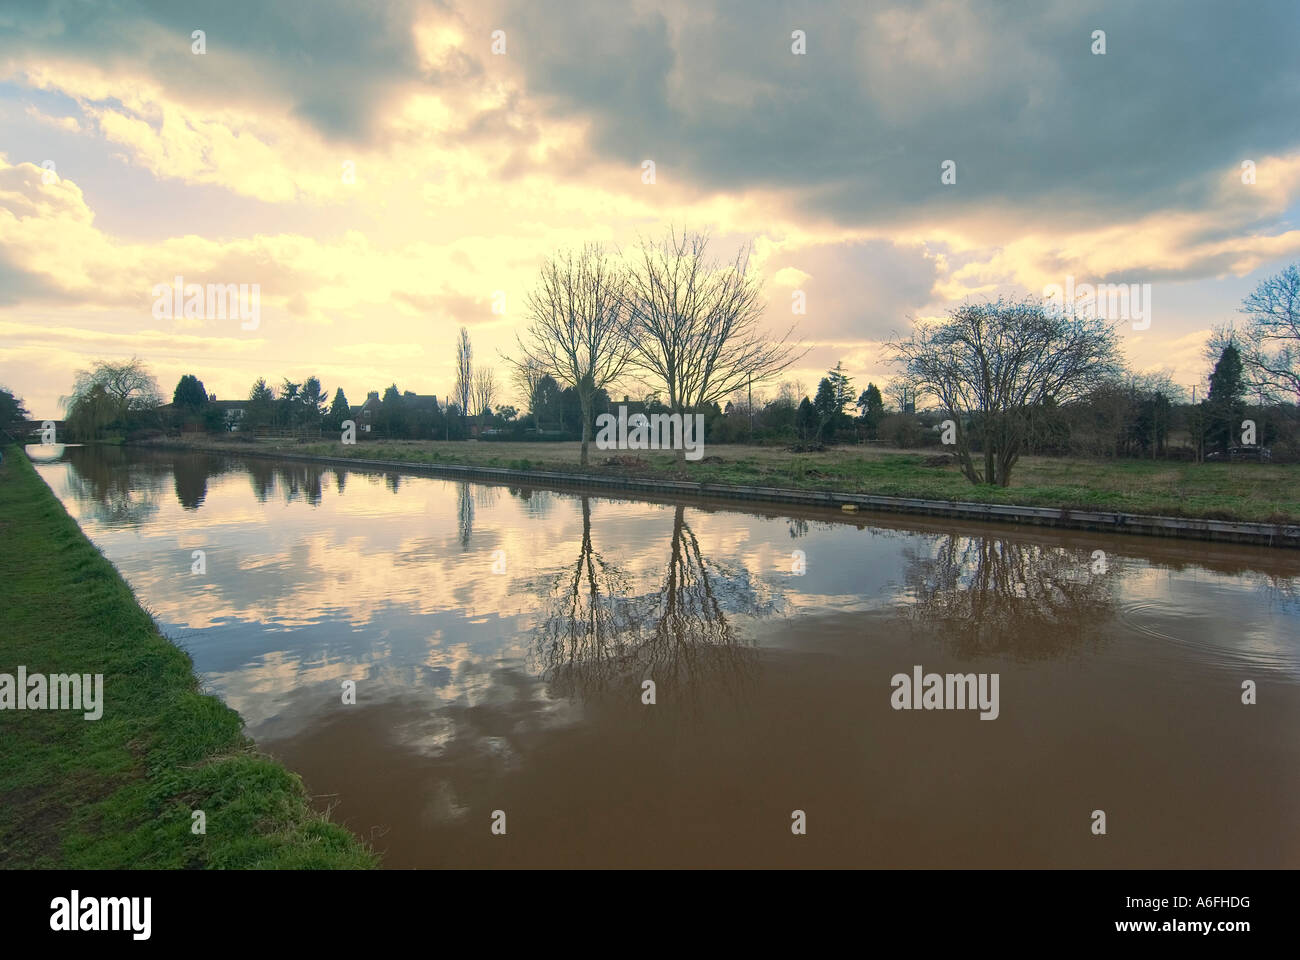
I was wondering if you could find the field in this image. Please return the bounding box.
[167,437,1300,525]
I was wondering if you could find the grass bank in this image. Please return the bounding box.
[166,436,1300,526]
[0,447,376,868]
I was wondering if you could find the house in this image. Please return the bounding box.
[157,399,245,431]
[208,399,246,431]
[403,392,439,412]
[349,391,382,433]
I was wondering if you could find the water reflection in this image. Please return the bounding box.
[530,499,769,702]
[61,445,166,527]
[902,535,1117,658]
[457,481,473,549]
[509,486,555,519]
[31,446,1300,868]
[240,457,329,505]
[173,455,209,510]
[24,442,66,462]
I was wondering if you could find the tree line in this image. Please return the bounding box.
[19,242,1300,489]
[886,264,1300,484]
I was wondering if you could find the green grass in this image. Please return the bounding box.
[166,436,1300,525]
[0,447,377,868]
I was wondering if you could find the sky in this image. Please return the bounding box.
[2,0,1299,418]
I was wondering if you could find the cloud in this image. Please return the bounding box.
[0,0,431,144]
[494,0,1300,230]
[2,1,1300,417]
[754,236,943,341]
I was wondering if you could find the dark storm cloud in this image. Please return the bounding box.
[0,0,442,143]
[498,0,1300,226]
[5,0,1297,225]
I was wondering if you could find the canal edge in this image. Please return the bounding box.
[153,444,1300,549]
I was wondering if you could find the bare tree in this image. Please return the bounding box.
[1080,369,1185,460]
[511,243,631,465]
[471,367,497,420]
[1237,263,1300,403]
[884,376,917,413]
[889,297,1120,486]
[512,356,544,426]
[623,229,804,456]
[454,327,473,422]
[776,380,806,407]
[64,356,163,414]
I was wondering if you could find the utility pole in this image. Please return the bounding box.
[748,374,753,443]
[1190,384,1201,462]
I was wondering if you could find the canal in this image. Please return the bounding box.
[31,445,1300,868]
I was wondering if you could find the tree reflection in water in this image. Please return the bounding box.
[508,486,554,519]
[457,482,473,550]
[247,458,275,502]
[244,459,326,505]
[902,534,1118,658]
[62,445,165,527]
[530,499,778,705]
[172,454,209,509]
[65,448,338,516]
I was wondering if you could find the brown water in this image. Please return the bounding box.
[33,446,1300,868]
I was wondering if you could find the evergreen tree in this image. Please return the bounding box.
[826,361,854,414]
[813,377,839,439]
[245,377,276,431]
[300,376,328,427]
[379,383,406,437]
[278,379,301,430]
[172,374,208,411]
[796,396,818,442]
[531,375,563,431]
[857,382,885,437]
[327,388,350,430]
[1206,342,1246,453]
[0,387,31,441]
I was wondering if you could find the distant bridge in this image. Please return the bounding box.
[6,420,67,442]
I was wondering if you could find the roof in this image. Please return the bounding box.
[158,399,244,410]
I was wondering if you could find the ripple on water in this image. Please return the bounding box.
[1118,597,1300,677]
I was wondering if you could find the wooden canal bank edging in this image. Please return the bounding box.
[153,444,1300,549]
